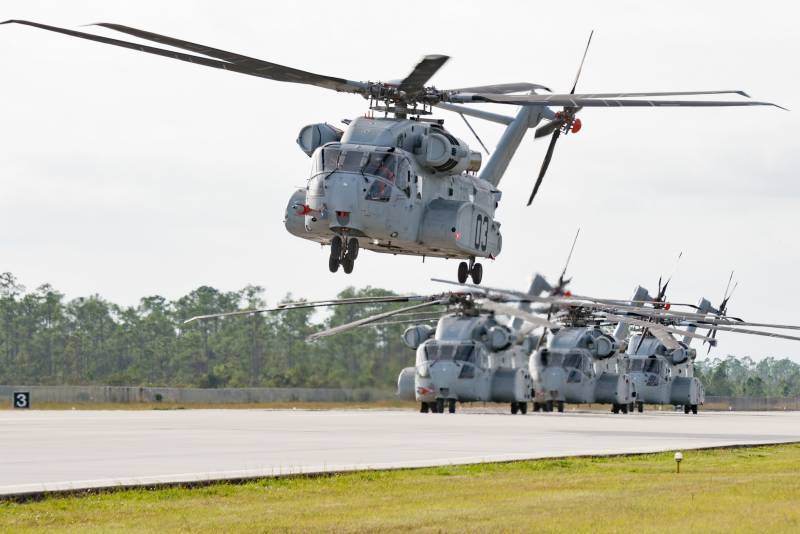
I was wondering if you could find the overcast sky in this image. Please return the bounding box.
[1,0,798,360]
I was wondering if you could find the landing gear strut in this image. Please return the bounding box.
[457,257,483,284]
[329,236,359,274]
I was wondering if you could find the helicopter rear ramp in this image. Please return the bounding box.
[2,409,798,498]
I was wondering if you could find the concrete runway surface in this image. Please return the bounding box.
[1,409,798,496]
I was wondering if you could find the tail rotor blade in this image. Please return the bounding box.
[570,30,594,95]
[535,119,561,138]
[528,129,561,205]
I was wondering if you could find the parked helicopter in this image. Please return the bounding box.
[438,278,800,414]
[185,289,555,414]
[2,20,784,282]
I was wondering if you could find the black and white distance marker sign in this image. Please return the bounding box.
[12,391,30,409]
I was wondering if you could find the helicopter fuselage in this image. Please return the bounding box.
[284,117,502,264]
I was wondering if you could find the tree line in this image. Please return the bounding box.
[1,272,799,395]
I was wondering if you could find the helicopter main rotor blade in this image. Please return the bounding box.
[528,128,561,205]
[446,82,552,94]
[604,314,714,344]
[682,323,800,342]
[183,294,444,324]
[478,300,559,329]
[456,93,786,109]
[399,54,449,95]
[307,300,448,342]
[1,20,367,93]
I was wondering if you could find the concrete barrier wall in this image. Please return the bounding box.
[0,385,397,405]
[705,395,800,411]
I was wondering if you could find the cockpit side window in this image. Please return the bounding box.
[363,153,397,182]
[322,148,341,173]
[366,179,393,202]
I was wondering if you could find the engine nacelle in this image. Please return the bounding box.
[418,131,481,174]
[402,324,434,350]
[296,123,343,157]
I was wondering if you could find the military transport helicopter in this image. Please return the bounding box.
[439,278,800,415]
[3,20,784,282]
[185,289,555,414]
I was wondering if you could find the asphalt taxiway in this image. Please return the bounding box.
[1,409,798,497]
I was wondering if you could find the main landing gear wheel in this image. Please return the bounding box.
[683,404,691,414]
[435,398,445,414]
[448,399,456,414]
[457,259,483,284]
[691,404,698,414]
[533,402,541,412]
[457,262,469,284]
[519,402,528,414]
[420,402,429,413]
[511,402,519,414]
[557,401,565,413]
[470,263,483,284]
[545,400,554,412]
[637,401,644,413]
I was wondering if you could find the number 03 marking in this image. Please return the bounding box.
[474,214,489,251]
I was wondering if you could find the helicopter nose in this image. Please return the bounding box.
[325,173,362,230]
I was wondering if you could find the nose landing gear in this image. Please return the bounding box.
[328,236,359,274]
[457,257,483,284]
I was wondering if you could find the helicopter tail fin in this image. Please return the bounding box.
[479,104,541,187]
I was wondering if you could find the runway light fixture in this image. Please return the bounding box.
[674,451,683,473]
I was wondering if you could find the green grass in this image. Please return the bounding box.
[2,444,799,533]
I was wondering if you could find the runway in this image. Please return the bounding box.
[1,409,798,497]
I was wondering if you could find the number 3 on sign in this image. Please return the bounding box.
[13,391,30,409]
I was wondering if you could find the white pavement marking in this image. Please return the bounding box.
[1,409,798,496]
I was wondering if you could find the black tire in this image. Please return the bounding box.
[511,402,519,415]
[545,400,554,413]
[420,402,429,413]
[621,403,629,414]
[637,402,644,413]
[533,402,541,412]
[684,404,691,414]
[435,398,445,414]
[557,401,565,413]
[612,404,619,414]
[448,399,456,414]
[330,236,342,259]
[628,403,635,414]
[470,263,483,284]
[519,402,528,415]
[341,256,354,274]
[328,256,340,273]
[346,237,359,260]
[691,404,698,415]
[457,262,469,284]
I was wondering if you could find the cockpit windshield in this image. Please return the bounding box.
[312,148,398,178]
[423,343,476,363]
[629,358,661,374]
[562,353,583,369]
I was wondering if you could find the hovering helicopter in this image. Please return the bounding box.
[2,21,784,283]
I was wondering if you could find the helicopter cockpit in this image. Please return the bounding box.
[628,356,670,380]
[308,145,412,202]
